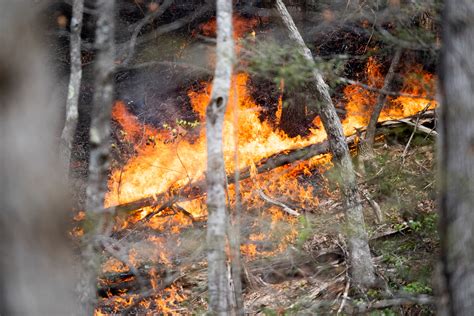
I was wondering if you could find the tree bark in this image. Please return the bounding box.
[0,2,76,314]
[81,0,116,314]
[438,1,474,315]
[275,0,376,287]
[60,0,84,177]
[206,0,236,314]
[365,48,402,149]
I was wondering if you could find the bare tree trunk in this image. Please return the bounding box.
[206,0,236,314]
[60,0,84,177]
[80,0,116,314]
[365,48,402,149]
[229,82,244,315]
[275,0,376,287]
[0,1,76,314]
[438,1,474,315]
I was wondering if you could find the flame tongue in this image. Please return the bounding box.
[107,59,436,214]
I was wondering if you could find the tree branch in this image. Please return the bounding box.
[337,77,434,101]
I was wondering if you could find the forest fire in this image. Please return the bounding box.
[343,57,436,130]
[98,40,437,311]
[106,61,436,219]
[87,10,442,311]
[6,0,469,314]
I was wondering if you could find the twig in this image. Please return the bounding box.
[398,119,438,137]
[338,77,435,101]
[98,236,147,290]
[353,294,434,313]
[337,277,351,315]
[117,3,212,61]
[257,189,300,216]
[361,189,383,224]
[402,103,432,163]
[358,166,385,185]
[120,272,184,314]
[334,235,350,315]
[375,25,439,52]
[120,0,174,66]
[306,294,434,314]
[116,60,212,74]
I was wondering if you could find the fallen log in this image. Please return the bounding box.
[98,111,436,216]
[100,138,335,215]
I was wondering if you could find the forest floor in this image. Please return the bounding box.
[235,127,438,315]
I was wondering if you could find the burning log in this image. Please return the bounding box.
[97,111,435,217]
[99,138,335,215]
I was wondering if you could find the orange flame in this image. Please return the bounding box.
[99,16,438,313]
[106,60,437,244]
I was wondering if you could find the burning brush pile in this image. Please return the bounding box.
[74,16,437,315]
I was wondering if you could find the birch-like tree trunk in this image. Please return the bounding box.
[275,0,376,287]
[365,48,402,149]
[81,0,116,313]
[438,1,474,315]
[60,0,84,176]
[206,0,235,314]
[0,1,76,314]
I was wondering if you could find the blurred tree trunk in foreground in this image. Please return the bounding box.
[0,1,76,314]
[80,0,116,313]
[275,0,376,288]
[438,1,474,315]
[206,0,240,314]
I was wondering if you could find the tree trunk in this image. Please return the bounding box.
[438,1,474,315]
[365,48,402,149]
[0,2,76,314]
[81,0,116,314]
[206,0,236,314]
[60,0,84,177]
[275,0,375,287]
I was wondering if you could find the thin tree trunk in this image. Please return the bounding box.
[365,48,402,148]
[206,0,236,314]
[228,82,244,315]
[438,1,474,315]
[60,0,84,177]
[81,0,116,314]
[275,0,375,287]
